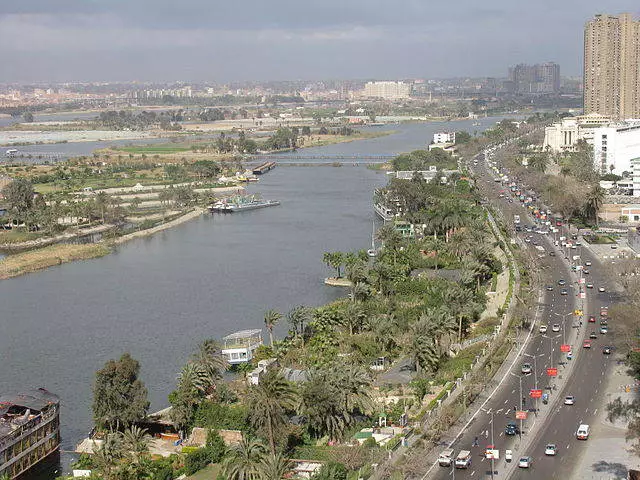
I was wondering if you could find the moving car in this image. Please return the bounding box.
[561,289,568,295]
[564,395,575,405]
[539,325,548,334]
[576,424,590,440]
[587,283,594,289]
[552,324,561,332]
[505,449,513,462]
[438,449,455,467]
[558,279,566,286]
[583,269,590,274]
[546,285,554,291]
[601,308,608,317]
[599,286,606,292]
[518,456,532,468]
[545,444,558,456]
[585,261,592,266]
[521,363,532,374]
[603,346,612,355]
[505,422,520,435]
[600,326,608,334]
[583,340,592,348]
[455,450,472,469]
[588,316,596,323]
[589,332,597,339]
[600,319,608,326]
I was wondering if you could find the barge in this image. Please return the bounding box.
[252,162,276,175]
[0,389,60,480]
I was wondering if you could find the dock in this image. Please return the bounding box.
[252,161,276,175]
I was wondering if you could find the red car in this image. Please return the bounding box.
[583,340,592,348]
[588,316,596,323]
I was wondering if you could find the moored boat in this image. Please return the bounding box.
[209,195,280,213]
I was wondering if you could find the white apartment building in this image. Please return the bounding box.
[433,132,456,144]
[363,81,411,100]
[592,123,640,176]
[543,113,611,152]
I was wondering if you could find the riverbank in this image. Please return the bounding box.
[0,243,110,280]
[0,207,207,279]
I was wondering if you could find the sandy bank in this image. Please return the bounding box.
[112,207,205,245]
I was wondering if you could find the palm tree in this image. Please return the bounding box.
[322,251,344,278]
[287,305,311,339]
[583,185,605,227]
[301,370,353,441]
[92,433,123,480]
[177,362,208,396]
[221,438,266,480]
[120,425,150,466]
[342,302,366,336]
[334,363,375,415]
[247,370,298,455]
[192,339,228,389]
[263,309,282,347]
[257,452,292,480]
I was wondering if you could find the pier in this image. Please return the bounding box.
[252,161,276,175]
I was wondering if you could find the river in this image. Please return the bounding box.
[0,117,500,469]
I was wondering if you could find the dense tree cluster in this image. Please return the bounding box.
[96,110,182,131]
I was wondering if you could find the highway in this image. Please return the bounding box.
[428,148,619,479]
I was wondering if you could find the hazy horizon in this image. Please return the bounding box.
[1,1,639,83]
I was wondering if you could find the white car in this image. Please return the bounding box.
[585,261,592,266]
[552,324,561,332]
[599,286,606,292]
[521,363,532,374]
[539,325,548,334]
[518,456,532,468]
[586,283,594,289]
[564,395,575,405]
[545,444,558,456]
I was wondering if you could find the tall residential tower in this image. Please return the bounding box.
[584,13,640,120]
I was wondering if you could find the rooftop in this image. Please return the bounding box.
[222,329,262,341]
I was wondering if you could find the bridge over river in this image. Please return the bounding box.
[246,153,397,162]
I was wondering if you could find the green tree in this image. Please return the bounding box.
[221,438,266,480]
[2,178,35,219]
[264,309,282,347]
[323,251,344,278]
[583,185,606,227]
[92,353,150,431]
[312,461,348,480]
[247,370,298,455]
[258,452,292,480]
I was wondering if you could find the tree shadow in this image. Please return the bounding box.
[592,460,628,478]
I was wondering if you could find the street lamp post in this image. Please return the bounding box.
[510,372,523,440]
[524,352,544,414]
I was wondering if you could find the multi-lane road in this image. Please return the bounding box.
[427,149,620,479]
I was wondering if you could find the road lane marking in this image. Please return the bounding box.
[594,408,598,415]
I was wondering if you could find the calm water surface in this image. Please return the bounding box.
[0,118,499,464]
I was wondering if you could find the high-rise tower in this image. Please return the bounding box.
[584,13,640,120]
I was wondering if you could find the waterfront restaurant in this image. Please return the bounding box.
[221,329,263,365]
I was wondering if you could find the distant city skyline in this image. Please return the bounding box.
[0,2,639,83]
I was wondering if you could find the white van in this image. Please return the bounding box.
[455,450,472,469]
[576,424,590,440]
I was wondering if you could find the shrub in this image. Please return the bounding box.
[206,429,227,463]
[313,461,348,480]
[184,447,210,475]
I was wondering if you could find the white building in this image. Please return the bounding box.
[543,113,611,152]
[221,329,263,365]
[633,158,640,197]
[363,81,411,100]
[433,132,456,144]
[592,123,640,176]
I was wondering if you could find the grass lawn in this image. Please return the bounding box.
[187,464,221,480]
[0,229,45,245]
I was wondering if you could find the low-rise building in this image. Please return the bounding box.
[593,123,640,176]
[543,113,611,152]
[221,329,263,365]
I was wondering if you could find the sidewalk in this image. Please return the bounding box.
[571,361,640,479]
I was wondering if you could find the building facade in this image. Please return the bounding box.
[584,13,640,120]
[592,123,640,175]
[543,114,611,152]
[506,63,560,94]
[363,81,411,100]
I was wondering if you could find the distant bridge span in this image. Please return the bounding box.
[247,153,397,161]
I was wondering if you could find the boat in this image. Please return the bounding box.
[209,195,280,213]
[0,389,60,479]
[373,202,394,222]
[367,220,377,257]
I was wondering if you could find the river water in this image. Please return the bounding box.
[0,117,499,463]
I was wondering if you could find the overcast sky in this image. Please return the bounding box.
[1,1,640,83]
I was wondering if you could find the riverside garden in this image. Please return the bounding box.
[57,128,527,480]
